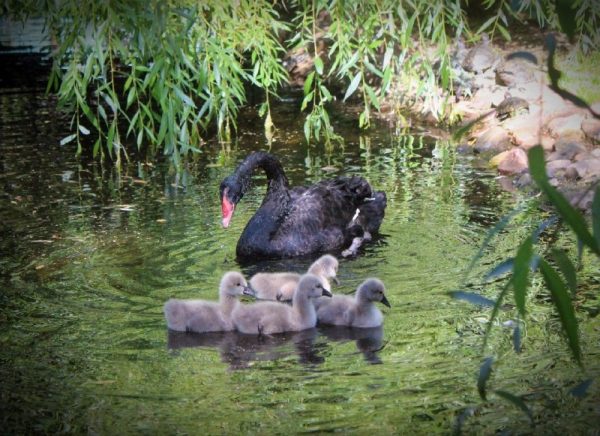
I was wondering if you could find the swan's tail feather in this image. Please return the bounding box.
[359,191,387,234]
[164,299,187,331]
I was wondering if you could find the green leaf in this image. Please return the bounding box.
[513,322,522,353]
[494,390,534,425]
[476,16,497,34]
[365,85,380,110]
[303,71,315,96]
[484,258,514,281]
[314,56,324,75]
[551,249,577,296]
[593,187,600,250]
[448,291,496,307]
[539,259,582,366]
[60,133,77,146]
[570,379,593,398]
[477,357,494,400]
[528,146,599,256]
[78,124,90,135]
[344,71,363,103]
[320,85,332,102]
[483,280,511,351]
[513,237,533,317]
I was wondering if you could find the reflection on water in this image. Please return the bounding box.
[167,325,384,369]
[1,83,599,434]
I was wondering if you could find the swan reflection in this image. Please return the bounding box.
[318,325,384,364]
[167,328,322,369]
[167,325,384,368]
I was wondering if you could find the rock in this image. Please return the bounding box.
[540,134,555,151]
[463,35,498,73]
[546,113,586,139]
[547,136,587,161]
[546,159,571,177]
[495,96,529,120]
[489,150,510,167]
[570,158,600,180]
[471,86,505,110]
[564,166,578,180]
[581,118,600,143]
[504,114,542,149]
[492,147,528,175]
[474,126,511,153]
[495,59,535,87]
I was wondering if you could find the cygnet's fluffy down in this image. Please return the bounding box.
[233,273,332,334]
[250,254,339,301]
[316,278,390,328]
[164,271,253,333]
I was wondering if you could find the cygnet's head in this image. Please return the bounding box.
[310,254,340,284]
[220,271,254,298]
[357,278,390,307]
[297,273,333,299]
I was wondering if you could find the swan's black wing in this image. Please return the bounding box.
[271,176,373,256]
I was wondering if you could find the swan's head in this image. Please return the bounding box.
[220,271,254,298]
[310,255,340,285]
[297,273,332,300]
[357,278,390,307]
[219,176,243,228]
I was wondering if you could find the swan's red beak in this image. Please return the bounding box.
[221,191,235,228]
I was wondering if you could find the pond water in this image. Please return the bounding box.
[1,83,599,434]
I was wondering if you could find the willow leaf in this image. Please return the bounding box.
[483,280,511,352]
[449,291,495,308]
[484,258,514,281]
[463,205,524,283]
[528,146,599,256]
[494,390,534,425]
[539,259,582,366]
[512,322,522,353]
[593,187,600,250]
[513,237,533,317]
[478,357,494,400]
[570,379,593,398]
[343,71,362,102]
[551,249,577,296]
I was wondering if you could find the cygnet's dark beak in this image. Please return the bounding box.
[322,288,333,298]
[332,277,340,285]
[243,286,256,297]
[381,294,391,308]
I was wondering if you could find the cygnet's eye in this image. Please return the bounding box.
[316,284,322,288]
[236,282,241,286]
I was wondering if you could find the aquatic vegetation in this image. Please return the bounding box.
[451,145,600,429]
[3,1,599,167]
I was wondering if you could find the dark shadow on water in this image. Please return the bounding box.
[167,328,323,370]
[318,325,385,364]
[166,325,385,368]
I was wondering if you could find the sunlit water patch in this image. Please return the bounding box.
[1,88,599,433]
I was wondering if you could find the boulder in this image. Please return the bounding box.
[546,159,571,178]
[504,114,543,149]
[495,59,535,87]
[570,158,600,181]
[581,118,600,143]
[492,147,529,175]
[474,126,512,153]
[547,136,587,161]
[546,113,586,139]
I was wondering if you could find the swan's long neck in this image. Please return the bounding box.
[234,151,289,197]
[236,152,291,256]
[219,292,238,316]
[293,292,317,328]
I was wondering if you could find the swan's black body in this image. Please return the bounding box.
[219,151,386,259]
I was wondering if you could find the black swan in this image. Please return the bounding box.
[219,151,387,259]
